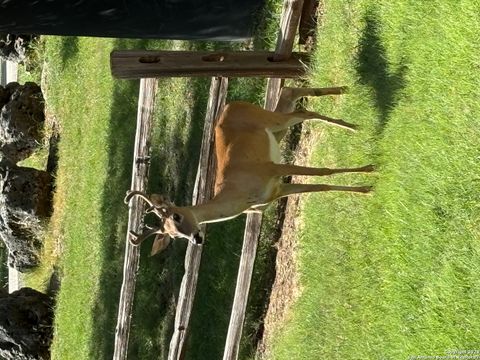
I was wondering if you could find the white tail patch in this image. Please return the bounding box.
[266,129,281,164]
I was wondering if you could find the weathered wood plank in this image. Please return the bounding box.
[264,0,305,109]
[113,78,158,360]
[168,77,229,360]
[299,0,319,45]
[223,1,305,359]
[271,0,307,62]
[222,213,262,360]
[110,51,307,79]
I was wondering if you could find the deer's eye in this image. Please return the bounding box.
[172,213,183,223]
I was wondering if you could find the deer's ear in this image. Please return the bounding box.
[150,233,171,256]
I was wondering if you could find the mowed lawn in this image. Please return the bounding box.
[266,1,480,359]
[20,1,479,360]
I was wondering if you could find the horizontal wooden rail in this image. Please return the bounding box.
[110,50,307,79]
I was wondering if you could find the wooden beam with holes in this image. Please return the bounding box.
[110,50,308,79]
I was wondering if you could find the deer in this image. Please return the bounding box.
[125,86,374,255]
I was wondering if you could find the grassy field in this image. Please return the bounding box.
[266,1,480,359]
[17,0,479,359]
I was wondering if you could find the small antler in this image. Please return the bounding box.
[124,190,169,217]
[129,226,164,246]
[125,190,173,255]
[129,226,171,256]
[124,190,155,206]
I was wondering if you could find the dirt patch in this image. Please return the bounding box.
[257,127,321,358]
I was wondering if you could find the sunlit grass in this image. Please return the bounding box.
[267,1,480,359]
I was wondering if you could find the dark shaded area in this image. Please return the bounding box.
[46,267,61,299]
[0,0,264,40]
[185,219,245,360]
[299,0,320,46]
[59,37,79,67]
[88,38,149,360]
[45,133,59,176]
[355,8,407,133]
[0,34,37,63]
[0,287,54,360]
[0,162,53,272]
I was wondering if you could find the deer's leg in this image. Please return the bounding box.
[274,86,347,113]
[272,87,349,141]
[269,109,357,133]
[277,183,372,197]
[271,163,374,176]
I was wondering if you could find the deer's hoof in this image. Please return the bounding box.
[363,164,375,172]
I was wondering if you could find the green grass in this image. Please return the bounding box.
[18,1,479,359]
[266,1,480,359]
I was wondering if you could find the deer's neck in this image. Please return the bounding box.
[185,196,246,224]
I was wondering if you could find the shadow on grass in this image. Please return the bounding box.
[355,8,407,134]
[88,76,138,360]
[59,37,79,67]
[87,38,152,359]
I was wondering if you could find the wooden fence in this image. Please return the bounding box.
[168,76,228,360]
[111,0,308,358]
[113,78,158,360]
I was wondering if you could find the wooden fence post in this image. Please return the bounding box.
[168,77,229,360]
[113,78,157,360]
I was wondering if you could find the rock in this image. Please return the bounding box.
[0,287,53,360]
[0,160,53,272]
[0,34,35,63]
[0,82,45,163]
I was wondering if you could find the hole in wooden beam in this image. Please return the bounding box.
[139,56,161,64]
[202,53,226,62]
[267,54,288,62]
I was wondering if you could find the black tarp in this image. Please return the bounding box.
[0,0,264,40]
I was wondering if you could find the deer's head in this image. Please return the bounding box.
[124,191,203,255]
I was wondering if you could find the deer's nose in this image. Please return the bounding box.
[193,232,204,245]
